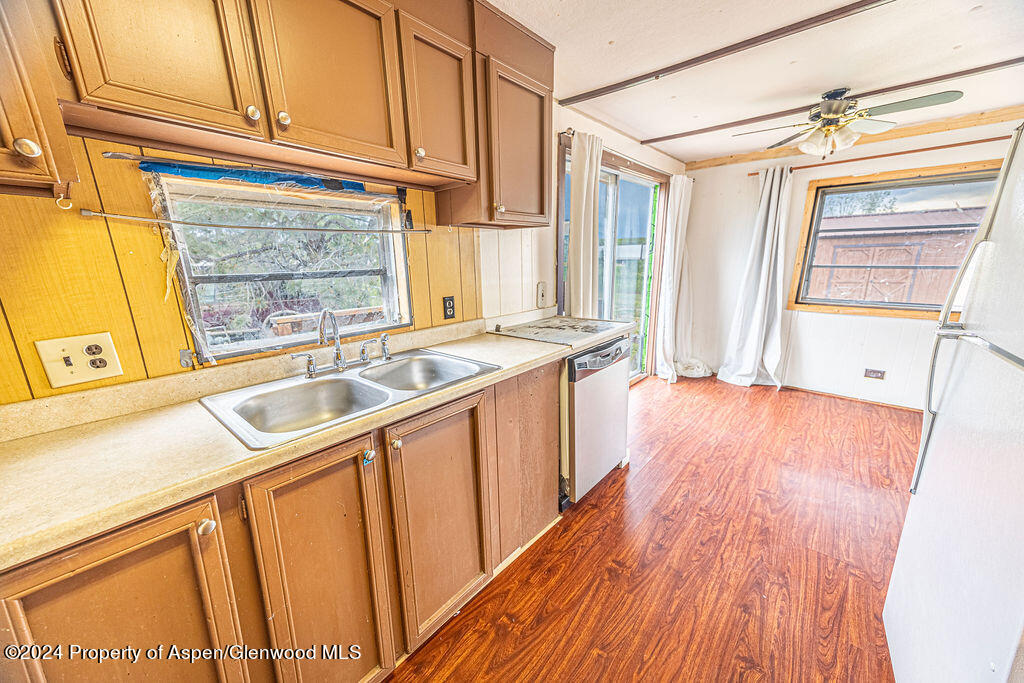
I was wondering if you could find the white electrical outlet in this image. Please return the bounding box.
[34,332,123,388]
[536,281,548,308]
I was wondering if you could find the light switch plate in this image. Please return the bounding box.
[34,332,123,388]
[536,281,548,308]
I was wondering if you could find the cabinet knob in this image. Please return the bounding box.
[391,438,403,450]
[197,518,217,536]
[362,449,376,465]
[414,147,426,159]
[244,105,261,122]
[277,111,291,126]
[12,138,42,158]
[496,204,506,213]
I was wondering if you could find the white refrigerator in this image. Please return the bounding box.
[884,124,1024,681]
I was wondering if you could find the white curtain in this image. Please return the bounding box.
[567,132,604,318]
[717,165,792,388]
[655,175,712,383]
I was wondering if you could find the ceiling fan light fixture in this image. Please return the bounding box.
[832,125,861,151]
[798,128,828,156]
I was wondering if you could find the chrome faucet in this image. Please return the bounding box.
[380,333,391,361]
[317,309,346,370]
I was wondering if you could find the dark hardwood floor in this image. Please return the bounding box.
[389,377,920,681]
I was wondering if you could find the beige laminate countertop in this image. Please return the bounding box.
[0,327,630,573]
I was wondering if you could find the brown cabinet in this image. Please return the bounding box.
[436,2,553,228]
[52,0,267,138]
[0,497,248,682]
[0,0,77,192]
[492,361,561,564]
[244,434,395,682]
[397,11,476,180]
[249,0,408,166]
[384,392,495,649]
[485,57,552,226]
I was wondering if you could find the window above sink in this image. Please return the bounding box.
[151,170,414,363]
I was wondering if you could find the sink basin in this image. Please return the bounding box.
[233,378,389,433]
[359,354,483,391]
[201,348,499,449]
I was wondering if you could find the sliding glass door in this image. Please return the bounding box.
[563,161,660,377]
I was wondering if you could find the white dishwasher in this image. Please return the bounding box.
[565,336,631,505]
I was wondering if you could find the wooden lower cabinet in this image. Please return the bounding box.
[243,433,395,682]
[0,372,560,679]
[492,361,561,564]
[0,497,248,682]
[384,391,495,650]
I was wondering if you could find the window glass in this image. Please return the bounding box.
[798,173,998,310]
[159,177,412,360]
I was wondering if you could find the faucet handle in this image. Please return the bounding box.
[290,352,317,377]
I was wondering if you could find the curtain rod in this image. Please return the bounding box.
[744,135,1011,176]
[101,151,406,201]
[79,209,432,234]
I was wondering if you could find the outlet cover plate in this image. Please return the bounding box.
[442,296,456,320]
[34,332,123,388]
[864,368,886,380]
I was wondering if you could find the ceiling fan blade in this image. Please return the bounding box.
[766,127,815,149]
[865,90,963,117]
[847,118,897,134]
[732,122,809,137]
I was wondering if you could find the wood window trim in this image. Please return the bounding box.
[787,158,1004,321]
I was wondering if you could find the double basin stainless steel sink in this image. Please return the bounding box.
[201,348,500,449]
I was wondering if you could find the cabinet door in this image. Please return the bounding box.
[486,57,552,226]
[250,0,408,166]
[385,392,495,649]
[244,434,395,682]
[397,11,476,180]
[0,0,77,188]
[0,498,247,682]
[53,0,267,138]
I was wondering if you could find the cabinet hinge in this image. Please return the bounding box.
[238,493,248,521]
[53,37,73,82]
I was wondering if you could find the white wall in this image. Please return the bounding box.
[477,104,686,326]
[686,121,1019,408]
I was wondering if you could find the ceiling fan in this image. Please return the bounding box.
[735,88,964,157]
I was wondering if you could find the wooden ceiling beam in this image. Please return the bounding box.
[642,56,1024,146]
[682,104,1024,171]
[557,0,895,106]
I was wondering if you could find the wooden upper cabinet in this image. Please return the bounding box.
[52,0,267,138]
[244,434,395,683]
[384,392,495,649]
[486,57,552,226]
[397,11,476,180]
[0,497,248,682]
[0,0,77,190]
[249,0,408,166]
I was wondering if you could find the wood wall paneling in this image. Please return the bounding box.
[423,192,464,325]
[0,138,147,397]
[0,137,481,404]
[83,140,193,377]
[0,303,30,403]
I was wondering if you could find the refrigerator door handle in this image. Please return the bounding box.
[911,327,1024,494]
[910,332,954,494]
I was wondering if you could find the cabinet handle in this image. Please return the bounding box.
[197,518,217,536]
[362,449,376,465]
[414,147,426,159]
[13,138,42,158]
[495,203,506,213]
[244,105,261,122]
[277,111,291,126]
[391,438,403,450]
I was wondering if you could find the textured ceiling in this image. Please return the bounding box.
[488,0,1024,161]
